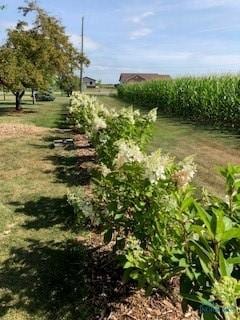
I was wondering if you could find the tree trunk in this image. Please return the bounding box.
[31,88,35,105]
[15,90,25,111]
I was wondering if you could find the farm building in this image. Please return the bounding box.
[119,73,171,84]
[83,77,96,88]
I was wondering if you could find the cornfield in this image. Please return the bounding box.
[118,75,240,128]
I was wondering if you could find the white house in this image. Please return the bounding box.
[83,77,96,88]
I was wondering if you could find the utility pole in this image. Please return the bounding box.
[79,16,84,92]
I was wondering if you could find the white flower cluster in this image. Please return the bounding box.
[69,92,110,134]
[113,140,196,186]
[91,115,107,132]
[69,93,158,138]
[69,92,98,113]
[172,156,197,187]
[100,164,111,177]
[114,139,144,168]
[147,108,158,122]
[113,140,172,183]
[143,149,172,184]
[116,106,141,124]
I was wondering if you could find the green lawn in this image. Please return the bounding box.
[98,95,240,195]
[0,94,94,320]
[0,93,68,128]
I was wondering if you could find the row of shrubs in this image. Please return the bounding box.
[118,75,240,128]
[68,92,240,320]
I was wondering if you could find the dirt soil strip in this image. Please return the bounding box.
[0,123,49,139]
[74,133,199,320]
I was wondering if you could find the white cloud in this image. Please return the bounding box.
[69,34,100,51]
[129,27,152,39]
[129,11,154,24]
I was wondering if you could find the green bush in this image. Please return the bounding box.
[67,188,98,227]
[68,92,240,320]
[118,75,240,128]
[96,152,240,319]
[35,90,55,101]
[69,92,157,167]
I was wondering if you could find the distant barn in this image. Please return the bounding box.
[83,77,96,88]
[119,73,171,84]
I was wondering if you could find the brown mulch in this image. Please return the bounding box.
[74,133,97,192]
[73,133,200,320]
[0,123,48,139]
[74,134,96,166]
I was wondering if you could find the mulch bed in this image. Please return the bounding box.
[73,133,200,320]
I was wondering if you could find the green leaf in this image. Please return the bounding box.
[124,261,133,269]
[227,256,240,265]
[222,216,233,231]
[194,202,213,238]
[219,250,233,277]
[191,225,204,234]
[212,209,224,239]
[201,313,218,320]
[181,196,193,211]
[220,228,240,243]
[103,228,113,243]
[179,258,188,268]
[182,293,216,309]
[190,240,213,277]
[130,270,139,280]
[114,213,124,220]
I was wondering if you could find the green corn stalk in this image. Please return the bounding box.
[118,75,240,128]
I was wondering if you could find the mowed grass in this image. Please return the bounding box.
[0,93,68,128]
[0,94,93,320]
[98,95,240,195]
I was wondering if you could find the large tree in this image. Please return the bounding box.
[58,52,90,96]
[58,74,79,97]
[0,1,85,110]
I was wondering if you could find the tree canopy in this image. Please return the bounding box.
[58,74,80,97]
[58,52,90,96]
[0,1,88,110]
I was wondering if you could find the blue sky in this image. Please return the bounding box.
[1,0,240,83]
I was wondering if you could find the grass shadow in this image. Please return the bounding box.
[55,109,69,129]
[11,196,77,231]
[45,154,95,187]
[0,100,36,116]
[0,106,37,116]
[0,238,132,319]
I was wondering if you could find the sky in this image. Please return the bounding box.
[1,0,240,83]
